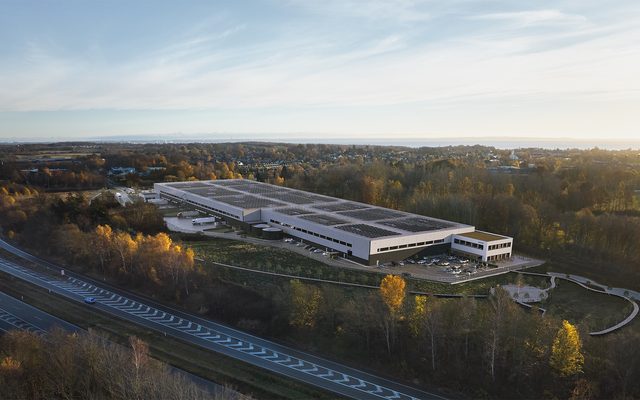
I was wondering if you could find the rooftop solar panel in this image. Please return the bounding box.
[299,214,350,226]
[378,217,453,232]
[273,208,316,216]
[213,195,285,209]
[335,224,401,238]
[166,182,211,189]
[260,192,317,204]
[183,187,240,197]
[231,184,281,195]
[311,202,371,212]
[337,208,406,221]
[210,180,250,187]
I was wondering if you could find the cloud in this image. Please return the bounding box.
[0,2,638,114]
[468,9,589,27]
[281,0,432,22]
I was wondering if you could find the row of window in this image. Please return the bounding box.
[453,238,485,250]
[488,242,512,250]
[160,192,240,219]
[487,253,510,261]
[377,239,444,253]
[269,219,353,248]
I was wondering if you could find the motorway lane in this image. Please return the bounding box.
[0,239,446,400]
[0,290,81,334]
[0,287,222,395]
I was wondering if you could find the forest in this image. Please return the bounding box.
[1,142,639,399]
[0,329,243,400]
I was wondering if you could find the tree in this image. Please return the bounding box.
[550,320,584,377]
[379,275,406,355]
[111,231,138,275]
[379,275,406,315]
[485,286,515,381]
[289,280,322,330]
[94,224,113,277]
[423,297,443,371]
[409,295,427,338]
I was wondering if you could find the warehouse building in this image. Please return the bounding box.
[155,180,513,265]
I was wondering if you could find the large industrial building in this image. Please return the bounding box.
[155,180,513,265]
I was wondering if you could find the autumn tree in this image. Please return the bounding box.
[379,275,406,315]
[94,224,113,277]
[289,280,322,330]
[379,275,406,354]
[550,320,584,377]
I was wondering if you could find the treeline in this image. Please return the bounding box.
[0,191,195,299]
[56,225,196,298]
[273,156,640,285]
[278,277,640,399]
[0,330,230,400]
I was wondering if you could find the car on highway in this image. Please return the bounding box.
[84,297,97,304]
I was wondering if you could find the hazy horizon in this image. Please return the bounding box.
[1,134,639,151]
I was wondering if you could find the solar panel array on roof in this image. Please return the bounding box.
[230,184,280,195]
[273,208,316,216]
[312,202,370,212]
[183,187,240,197]
[378,217,453,232]
[211,180,248,187]
[261,192,317,204]
[335,224,401,238]
[167,182,210,189]
[213,195,285,209]
[337,208,406,221]
[299,214,350,226]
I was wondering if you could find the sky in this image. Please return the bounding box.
[0,0,639,143]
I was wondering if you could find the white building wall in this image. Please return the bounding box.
[370,225,475,255]
[451,234,513,262]
[262,209,369,258]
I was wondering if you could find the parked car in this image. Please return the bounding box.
[438,261,450,266]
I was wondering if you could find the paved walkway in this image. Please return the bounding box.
[514,271,638,336]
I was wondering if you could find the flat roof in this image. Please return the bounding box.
[158,180,471,239]
[457,231,510,242]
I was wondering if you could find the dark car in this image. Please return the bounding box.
[84,297,97,304]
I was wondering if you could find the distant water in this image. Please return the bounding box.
[3,135,639,150]
[275,137,640,150]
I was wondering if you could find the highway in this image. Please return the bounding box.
[0,290,81,334]
[0,238,446,400]
[0,288,221,395]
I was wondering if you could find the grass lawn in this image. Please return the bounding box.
[187,236,554,297]
[542,279,634,332]
[188,238,388,287]
[0,270,335,400]
[528,257,640,292]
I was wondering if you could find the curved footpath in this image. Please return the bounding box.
[518,271,638,336]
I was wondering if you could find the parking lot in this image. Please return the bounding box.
[379,253,543,283]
